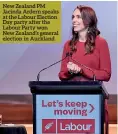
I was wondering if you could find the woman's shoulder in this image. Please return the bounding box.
[63,40,71,48]
[95,35,108,47]
[64,40,71,45]
[96,35,107,43]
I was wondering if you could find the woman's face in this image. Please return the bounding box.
[72,9,85,32]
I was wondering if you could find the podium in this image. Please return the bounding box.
[29,81,109,134]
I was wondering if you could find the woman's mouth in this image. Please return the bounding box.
[73,24,79,27]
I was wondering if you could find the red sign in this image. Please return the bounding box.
[57,119,95,133]
[42,119,95,133]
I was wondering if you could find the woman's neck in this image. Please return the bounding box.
[78,28,87,42]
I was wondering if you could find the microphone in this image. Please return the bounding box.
[68,52,96,81]
[37,52,70,81]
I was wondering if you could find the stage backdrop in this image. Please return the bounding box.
[0,1,117,94]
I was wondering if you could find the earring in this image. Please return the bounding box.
[87,27,90,33]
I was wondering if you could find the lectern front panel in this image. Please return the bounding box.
[33,94,103,134]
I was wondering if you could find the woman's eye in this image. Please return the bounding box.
[72,15,82,19]
[77,15,82,18]
[72,15,74,19]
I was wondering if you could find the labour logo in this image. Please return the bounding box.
[42,119,56,133]
[57,119,95,133]
[42,119,95,133]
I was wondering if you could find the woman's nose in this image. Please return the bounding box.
[73,17,77,23]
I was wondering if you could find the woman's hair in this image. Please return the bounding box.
[70,5,100,53]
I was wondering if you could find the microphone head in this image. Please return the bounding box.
[66,52,73,57]
[66,52,69,56]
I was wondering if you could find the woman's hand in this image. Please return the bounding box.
[67,62,82,74]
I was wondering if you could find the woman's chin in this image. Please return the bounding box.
[73,28,79,33]
[74,30,78,33]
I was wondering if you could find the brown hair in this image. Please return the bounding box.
[70,5,100,53]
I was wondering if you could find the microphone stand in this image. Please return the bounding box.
[37,53,70,81]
